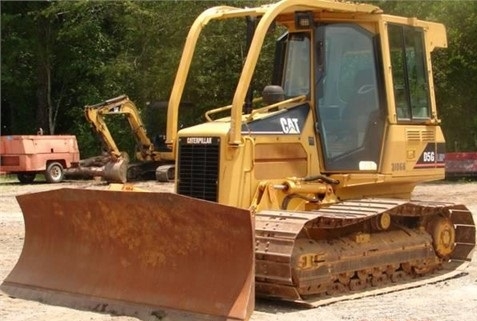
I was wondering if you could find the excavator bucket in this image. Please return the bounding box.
[103,157,128,183]
[1,188,255,321]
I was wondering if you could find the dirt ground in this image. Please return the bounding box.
[0,178,476,321]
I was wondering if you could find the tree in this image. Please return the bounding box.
[1,1,49,134]
[3,0,475,156]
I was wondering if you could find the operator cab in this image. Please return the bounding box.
[275,23,386,172]
[274,15,436,175]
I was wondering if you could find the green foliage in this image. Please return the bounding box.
[434,3,477,151]
[1,0,276,159]
[2,0,476,158]
[1,2,47,134]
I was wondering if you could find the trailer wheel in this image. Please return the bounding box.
[45,162,64,183]
[17,173,36,184]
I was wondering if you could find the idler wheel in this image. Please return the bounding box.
[429,217,456,258]
[371,212,391,231]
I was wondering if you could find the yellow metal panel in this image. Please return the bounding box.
[254,143,308,179]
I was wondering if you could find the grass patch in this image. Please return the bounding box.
[0,173,17,183]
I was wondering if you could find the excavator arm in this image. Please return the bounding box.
[84,95,156,161]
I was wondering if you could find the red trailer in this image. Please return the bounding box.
[0,135,80,183]
[445,152,477,179]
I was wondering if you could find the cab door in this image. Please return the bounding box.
[315,23,386,172]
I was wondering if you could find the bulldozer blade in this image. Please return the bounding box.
[1,188,254,321]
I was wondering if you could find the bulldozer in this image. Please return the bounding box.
[2,1,476,321]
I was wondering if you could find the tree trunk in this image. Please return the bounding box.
[35,15,52,134]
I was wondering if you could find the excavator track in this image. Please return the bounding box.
[255,199,476,306]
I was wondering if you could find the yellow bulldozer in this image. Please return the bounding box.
[2,1,476,321]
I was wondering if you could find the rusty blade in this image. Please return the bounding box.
[2,188,254,321]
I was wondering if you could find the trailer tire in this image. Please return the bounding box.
[45,162,64,183]
[17,173,36,184]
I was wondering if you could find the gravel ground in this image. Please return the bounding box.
[0,178,476,321]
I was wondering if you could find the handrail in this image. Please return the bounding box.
[246,95,307,121]
[204,97,263,122]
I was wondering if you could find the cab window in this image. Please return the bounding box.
[282,33,311,98]
[388,24,430,121]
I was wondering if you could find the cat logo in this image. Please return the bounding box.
[280,117,300,134]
